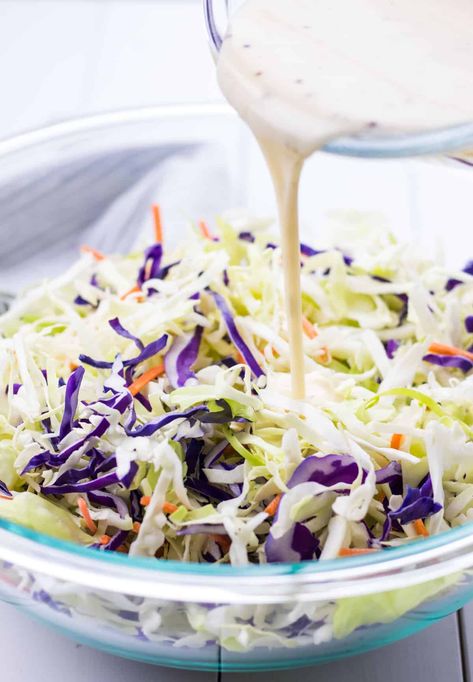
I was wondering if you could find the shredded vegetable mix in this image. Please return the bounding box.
[1,210,473,570]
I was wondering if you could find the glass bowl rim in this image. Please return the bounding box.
[3,515,473,576]
[0,102,236,154]
[0,105,473,598]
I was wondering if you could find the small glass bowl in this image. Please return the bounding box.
[204,0,473,159]
[0,107,473,672]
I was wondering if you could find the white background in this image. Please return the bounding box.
[0,0,221,138]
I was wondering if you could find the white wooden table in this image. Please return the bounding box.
[0,602,468,681]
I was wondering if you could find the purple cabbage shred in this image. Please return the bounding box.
[385,339,400,359]
[109,318,144,351]
[58,366,85,442]
[41,462,138,495]
[464,261,473,276]
[164,327,203,388]
[423,353,473,373]
[100,529,130,552]
[137,243,163,287]
[446,278,463,292]
[79,333,168,370]
[0,480,12,499]
[388,484,442,526]
[265,523,319,563]
[124,405,208,437]
[375,461,402,495]
[210,291,264,378]
[287,454,360,489]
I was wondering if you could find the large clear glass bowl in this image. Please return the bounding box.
[1,106,473,672]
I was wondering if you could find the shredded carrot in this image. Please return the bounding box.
[211,534,231,553]
[317,346,331,364]
[264,494,282,517]
[78,497,97,534]
[132,522,141,533]
[152,204,163,244]
[0,494,12,501]
[390,433,404,449]
[80,245,105,261]
[199,220,215,240]
[120,284,143,301]
[302,316,317,339]
[339,547,378,557]
[99,534,111,545]
[69,361,79,371]
[143,260,153,282]
[140,496,151,507]
[235,351,246,365]
[428,342,473,363]
[162,501,178,514]
[128,363,164,396]
[414,519,429,537]
[116,546,127,553]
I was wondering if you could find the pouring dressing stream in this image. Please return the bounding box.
[216,0,473,398]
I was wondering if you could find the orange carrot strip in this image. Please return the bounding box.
[339,547,378,557]
[414,519,429,537]
[390,433,404,449]
[199,220,215,240]
[264,494,282,517]
[0,494,12,501]
[120,285,143,301]
[80,245,106,261]
[69,361,79,371]
[235,351,246,365]
[428,342,473,363]
[162,501,178,514]
[302,316,317,339]
[152,204,163,244]
[210,534,231,553]
[140,496,151,507]
[144,260,153,282]
[132,522,141,533]
[78,497,97,534]
[128,363,165,396]
[99,534,111,545]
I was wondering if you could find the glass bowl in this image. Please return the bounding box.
[204,0,473,158]
[1,106,473,673]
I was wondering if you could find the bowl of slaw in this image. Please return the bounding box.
[1,107,473,672]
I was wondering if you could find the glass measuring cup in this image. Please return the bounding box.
[204,0,473,159]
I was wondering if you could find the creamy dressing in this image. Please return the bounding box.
[217,0,473,398]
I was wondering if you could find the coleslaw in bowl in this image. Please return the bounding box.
[0,107,473,671]
[2,209,473,565]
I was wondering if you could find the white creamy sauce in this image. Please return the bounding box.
[217,0,473,398]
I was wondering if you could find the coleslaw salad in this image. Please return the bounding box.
[0,206,472,575]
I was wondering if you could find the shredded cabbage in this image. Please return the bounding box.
[0,212,471,648]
